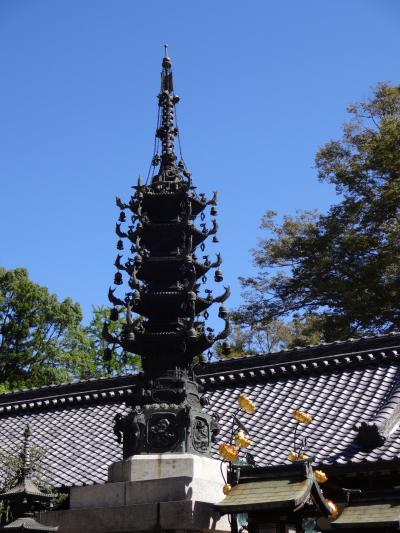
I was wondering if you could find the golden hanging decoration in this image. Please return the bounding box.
[222,483,232,495]
[325,498,339,519]
[218,443,239,462]
[314,469,328,484]
[292,409,312,425]
[237,393,256,414]
[234,430,251,448]
[288,450,308,462]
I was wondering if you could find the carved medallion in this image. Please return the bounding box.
[147,413,180,451]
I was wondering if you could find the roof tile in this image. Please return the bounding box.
[0,334,400,487]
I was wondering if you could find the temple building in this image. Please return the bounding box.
[1,51,400,533]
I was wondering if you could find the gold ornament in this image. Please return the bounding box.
[222,483,232,495]
[292,409,312,425]
[325,498,339,519]
[234,430,251,448]
[288,451,308,462]
[288,451,298,462]
[218,443,239,462]
[237,393,256,414]
[314,469,328,484]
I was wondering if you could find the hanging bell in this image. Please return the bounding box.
[187,327,198,339]
[109,308,119,321]
[210,207,217,216]
[114,272,123,285]
[218,306,228,319]
[132,290,140,303]
[214,269,223,282]
[103,347,112,362]
[221,341,231,356]
[127,331,135,342]
[212,236,219,243]
[117,240,124,250]
[119,211,126,222]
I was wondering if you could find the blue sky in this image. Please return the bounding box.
[1,0,399,327]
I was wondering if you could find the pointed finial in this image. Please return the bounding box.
[23,423,31,440]
[162,44,172,70]
[21,424,32,480]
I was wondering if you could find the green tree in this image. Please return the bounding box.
[236,84,400,343]
[215,320,296,358]
[0,268,141,391]
[0,267,93,390]
[85,305,141,376]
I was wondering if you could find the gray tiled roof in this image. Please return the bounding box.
[0,333,400,488]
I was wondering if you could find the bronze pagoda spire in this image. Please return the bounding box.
[105,49,230,457]
[155,45,179,180]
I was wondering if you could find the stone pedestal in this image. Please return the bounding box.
[40,454,230,533]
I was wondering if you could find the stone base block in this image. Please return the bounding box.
[40,500,230,533]
[70,476,223,509]
[40,454,230,533]
[108,453,225,484]
[40,503,158,533]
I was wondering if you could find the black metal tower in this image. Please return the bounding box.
[105,48,230,458]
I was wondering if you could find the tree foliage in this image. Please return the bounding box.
[236,84,400,344]
[0,268,140,391]
[215,320,297,358]
[0,267,92,390]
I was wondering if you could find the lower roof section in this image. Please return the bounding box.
[215,462,331,516]
[216,477,311,513]
[332,501,400,528]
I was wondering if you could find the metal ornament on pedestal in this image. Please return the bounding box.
[105,48,230,458]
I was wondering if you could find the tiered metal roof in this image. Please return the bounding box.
[0,333,399,488]
[104,48,230,378]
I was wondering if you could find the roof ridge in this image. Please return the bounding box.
[0,374,138,407]
[198,345,400,388]
[198,331,400,374]
[0,332,399,410]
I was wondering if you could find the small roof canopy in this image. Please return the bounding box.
[0,516,58,531]
[215,461,331,516]
[332,490,400,529]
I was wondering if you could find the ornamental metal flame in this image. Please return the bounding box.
[104,49,230,458]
